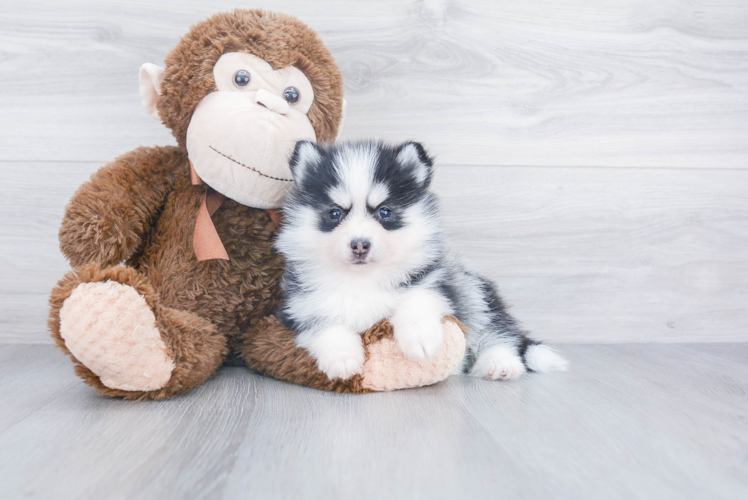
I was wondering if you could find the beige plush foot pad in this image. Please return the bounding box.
[361,319,466,391]
[59,281,175,391]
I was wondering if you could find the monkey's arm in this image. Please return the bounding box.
[60,146,184,268]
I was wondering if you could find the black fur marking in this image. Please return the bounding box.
[318,206,349,232]
[277,262,326,333]
[276,263,303,331]
[462,347,477,373]
[517,337,540,372]
[372,142,433,208]
[473,274,536,369]
[437,278,462,318]
[288,142,352,233]
[400,262,439,288]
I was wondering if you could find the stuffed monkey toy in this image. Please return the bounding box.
[48,9,466,399]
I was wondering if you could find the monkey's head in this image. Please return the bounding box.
[138,9,344,209]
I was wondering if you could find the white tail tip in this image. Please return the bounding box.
[525,344,569,373]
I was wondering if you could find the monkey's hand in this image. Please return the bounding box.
[59,146,182,268]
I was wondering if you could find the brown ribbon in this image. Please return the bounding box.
[190,159,229,261]
[189,159,281,261]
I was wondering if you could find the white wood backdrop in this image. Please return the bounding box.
[1,0,747,343]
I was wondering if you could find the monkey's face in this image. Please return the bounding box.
[186,53,317,208]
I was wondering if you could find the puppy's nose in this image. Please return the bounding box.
[350,239,371,257]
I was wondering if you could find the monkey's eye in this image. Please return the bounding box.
[378,207,392,220]
[283,87,300,104]
[233,70,251,88]
[329,208,343,221]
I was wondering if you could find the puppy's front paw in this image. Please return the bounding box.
[300,326,365,381]
[471,345,527,380]
[317,350,365,381]
[391,316,444,360]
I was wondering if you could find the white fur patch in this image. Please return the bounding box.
[396,143,428,185]
[296,324,365,380]
[334,144,378,210]
[525,344,569,372]
[292,141,322,185]
[390,287,451,359]
[328,185,352,209]
[471,345,527,380]
[367,183,390,208]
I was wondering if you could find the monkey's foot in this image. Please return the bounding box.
[59,281,175,391]
[361,318,466,391]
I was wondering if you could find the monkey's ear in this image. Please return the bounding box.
[396,141,434,187]
[139,63,165,120]
[289,141,322,185]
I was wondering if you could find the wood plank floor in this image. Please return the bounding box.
[1,343,746,499]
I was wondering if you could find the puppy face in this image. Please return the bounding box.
[277,141,441,281]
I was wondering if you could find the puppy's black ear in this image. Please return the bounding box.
[289,141,322,185]
[396,141,434,188]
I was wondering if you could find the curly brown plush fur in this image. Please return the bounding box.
[51,144,286,398]
[159,9,343,148]
[49,10,345,399]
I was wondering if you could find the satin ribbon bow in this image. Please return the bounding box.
[190,159,229,261]
[189,159,282,262]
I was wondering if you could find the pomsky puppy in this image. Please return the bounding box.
[275,140,568,381]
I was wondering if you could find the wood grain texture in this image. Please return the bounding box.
[1,1,747,344]
[0,0,747,166]
[2,162,747,344]
[0,343,746,499]
[432,165,748,343]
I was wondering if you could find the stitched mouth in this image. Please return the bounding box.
[209,146,294,182]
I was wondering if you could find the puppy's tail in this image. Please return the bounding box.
[525,344,569,372]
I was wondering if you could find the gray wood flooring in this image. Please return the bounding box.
[1,343,746,499]
[1,0,747,344]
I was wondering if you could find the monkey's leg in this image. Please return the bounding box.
[237,315,467,393]
[49,263,227,400]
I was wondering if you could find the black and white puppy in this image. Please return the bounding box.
[276,141,568,381]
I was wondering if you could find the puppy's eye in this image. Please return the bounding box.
[283,87,300,104]
[233,70,251,88]
[378,207,392,220]
[329,208,342,221]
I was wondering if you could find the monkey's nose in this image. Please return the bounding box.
[255,89,289,115]
[350,239,371,258]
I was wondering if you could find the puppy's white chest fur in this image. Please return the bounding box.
[310,277,402,333]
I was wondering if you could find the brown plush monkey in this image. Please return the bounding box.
[48,9,466,399]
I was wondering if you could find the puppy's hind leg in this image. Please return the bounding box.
[470,344,527,380]
[470,342,569,380]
